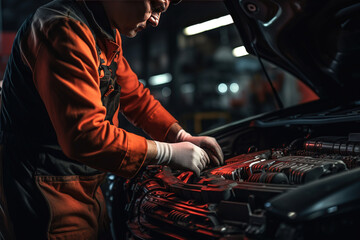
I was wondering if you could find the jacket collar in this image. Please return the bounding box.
[81,0,116,42]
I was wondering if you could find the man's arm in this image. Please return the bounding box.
[114,32,178,142]
[145,140,157,164]
[164,122,183,142]
[26,17,148,178]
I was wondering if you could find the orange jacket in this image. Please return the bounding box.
[9,0,177,178]
[0,1,179,238]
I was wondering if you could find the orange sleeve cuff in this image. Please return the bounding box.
[114,131,147,178]
[140,106,178,142]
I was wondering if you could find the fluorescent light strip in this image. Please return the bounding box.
[184,15,234,36]
[232,46,249,57]
[148,73,172,86]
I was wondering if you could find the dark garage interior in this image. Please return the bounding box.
[0,0,318,136]
[1,0,359,239]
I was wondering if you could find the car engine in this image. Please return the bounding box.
[108,132,360,240]
[103,0,360,237]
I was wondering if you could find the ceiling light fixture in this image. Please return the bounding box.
[183,15,234,36]
[232,46,249,57]
[217,83,228,94]
[148,73,172,86]
[230,83,240,93]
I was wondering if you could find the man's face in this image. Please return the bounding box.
[102,0,170,38]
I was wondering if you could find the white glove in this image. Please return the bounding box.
[154,141,210,177]
[176,130,224,166]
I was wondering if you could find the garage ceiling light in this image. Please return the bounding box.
[232,46,249,57]
[149,73,172,86]
[217,83,228,94]
[230,83,240,93]
[183,15,234,36]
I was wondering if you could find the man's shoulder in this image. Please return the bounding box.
[34,0,90,31]
[24,0,98,48]
[18,0,97,69]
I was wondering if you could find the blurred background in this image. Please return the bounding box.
[0,0,319,137]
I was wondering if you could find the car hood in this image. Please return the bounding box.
[224,0,360,101]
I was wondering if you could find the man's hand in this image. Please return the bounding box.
[151,141,209,177]
[169,142,210,177]
[176,130,224,167]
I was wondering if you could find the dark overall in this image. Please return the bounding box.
[0,1,121,239]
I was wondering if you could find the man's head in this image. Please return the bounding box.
[102,0,174,38]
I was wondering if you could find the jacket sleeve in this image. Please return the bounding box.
[26,17,147,178]
[115,33,178,141]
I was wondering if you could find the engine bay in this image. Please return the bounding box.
[109,132,360,240]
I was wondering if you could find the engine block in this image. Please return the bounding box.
[110,135,360,240]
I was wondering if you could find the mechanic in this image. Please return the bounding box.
[0,0,224,239]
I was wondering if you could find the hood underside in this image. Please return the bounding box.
[225,0,360,100]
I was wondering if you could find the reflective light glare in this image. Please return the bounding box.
[218,83,228,94]
[148,73,172,86]
[232,46,249,57]
[162,87,171,97]
[327,206,338,214]
[184,15,234,36]
[230,83,239,93]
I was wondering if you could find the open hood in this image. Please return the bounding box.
[224,0,360,101]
